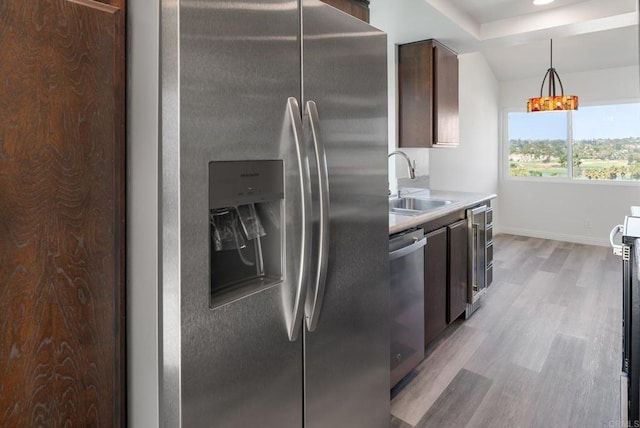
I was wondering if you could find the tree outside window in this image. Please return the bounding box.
[508,103,640,181]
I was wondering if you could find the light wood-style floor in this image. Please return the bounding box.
[391,234,622,428]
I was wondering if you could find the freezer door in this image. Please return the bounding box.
[302,2,390,427]
[168,1,306,426]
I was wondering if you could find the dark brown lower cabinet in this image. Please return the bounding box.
[447,219,468,323]
[424,227,448,346]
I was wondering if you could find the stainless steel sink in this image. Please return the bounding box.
[389,197,452,215]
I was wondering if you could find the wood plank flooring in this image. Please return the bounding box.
[391,234,622,428]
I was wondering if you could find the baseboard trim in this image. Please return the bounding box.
[496,226,609,247]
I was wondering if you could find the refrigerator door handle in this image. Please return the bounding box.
[304,100,330,332]
[287,97,312,342]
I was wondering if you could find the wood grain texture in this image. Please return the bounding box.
[398,41,433,148]
[391,415,414,428]
[415,369,492,428]
[0,0,126,425]
[391,235,622,427]
[447,219,467,323]
[432,41,458,146]
[424,227,448,345]
[391,324,488,426]
[320,0,369,22]
[398,39,459,148]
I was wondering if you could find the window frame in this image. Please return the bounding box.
[501,99,640,186]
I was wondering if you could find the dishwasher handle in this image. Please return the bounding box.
[389,237,427,261]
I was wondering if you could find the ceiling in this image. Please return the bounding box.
[370,0,639,81]
[447,0,589,25]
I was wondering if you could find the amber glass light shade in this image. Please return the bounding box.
[527,95,579,112]
[527,39,578,113]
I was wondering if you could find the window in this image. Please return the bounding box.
[507,103,640,181]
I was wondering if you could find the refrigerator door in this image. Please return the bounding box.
[302,2,390,427]
[172,1,306,426]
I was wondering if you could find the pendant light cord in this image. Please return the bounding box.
[538,38,565,98]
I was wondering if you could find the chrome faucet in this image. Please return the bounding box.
[388,150,416,179]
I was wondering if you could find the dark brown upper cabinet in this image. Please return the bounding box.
[320,0,370,23]
[398,39,459,148]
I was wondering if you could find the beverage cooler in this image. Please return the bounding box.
[611,213,640,425]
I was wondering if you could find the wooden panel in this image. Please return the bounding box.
[433,41,459,146]
[0,0,126,426]
[419,209,465,234]
[415,368,492,428]
[390,415,414,428]
[424,227,447,345]
[398,41,433,148]
[392,235,622,427]
[390,324,488,426]
[447,219,468,323]
[398,39,459,148]
[320,0,370,22]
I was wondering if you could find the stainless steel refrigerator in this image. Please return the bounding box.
[155,1,389,426]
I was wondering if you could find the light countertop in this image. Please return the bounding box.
[389,190,497,235]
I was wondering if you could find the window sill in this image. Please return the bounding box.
[501,175,640,187]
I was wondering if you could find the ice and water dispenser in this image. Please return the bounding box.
[209,160,284,307]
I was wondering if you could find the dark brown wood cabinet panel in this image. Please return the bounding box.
[447,219,468,323]
[0,0,126,425]
[398,41,433,148]
[320,0,370,22]
[398,39,459,148]
[434,42,459,146]
[424,227,448,346]
[420,210,465,234]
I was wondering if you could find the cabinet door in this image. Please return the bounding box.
[398,39,458,148]
[320,0,370,22]
[425,227,447,345]
[398,41,433,148]
[433,42,459,146]
[448,219,468,323]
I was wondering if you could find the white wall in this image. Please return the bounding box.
[383,34,430,195]
[371,1,437,195]
[127,0,160,425]
[429,53,500,199]
[429,52,500,193]
[378,47,503,213]
[499,65,640,245]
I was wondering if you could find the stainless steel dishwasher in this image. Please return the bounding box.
[390,228,426,388]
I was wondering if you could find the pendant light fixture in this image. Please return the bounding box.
[527,39,578,112]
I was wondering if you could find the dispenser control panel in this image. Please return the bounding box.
[209,160,284,210]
